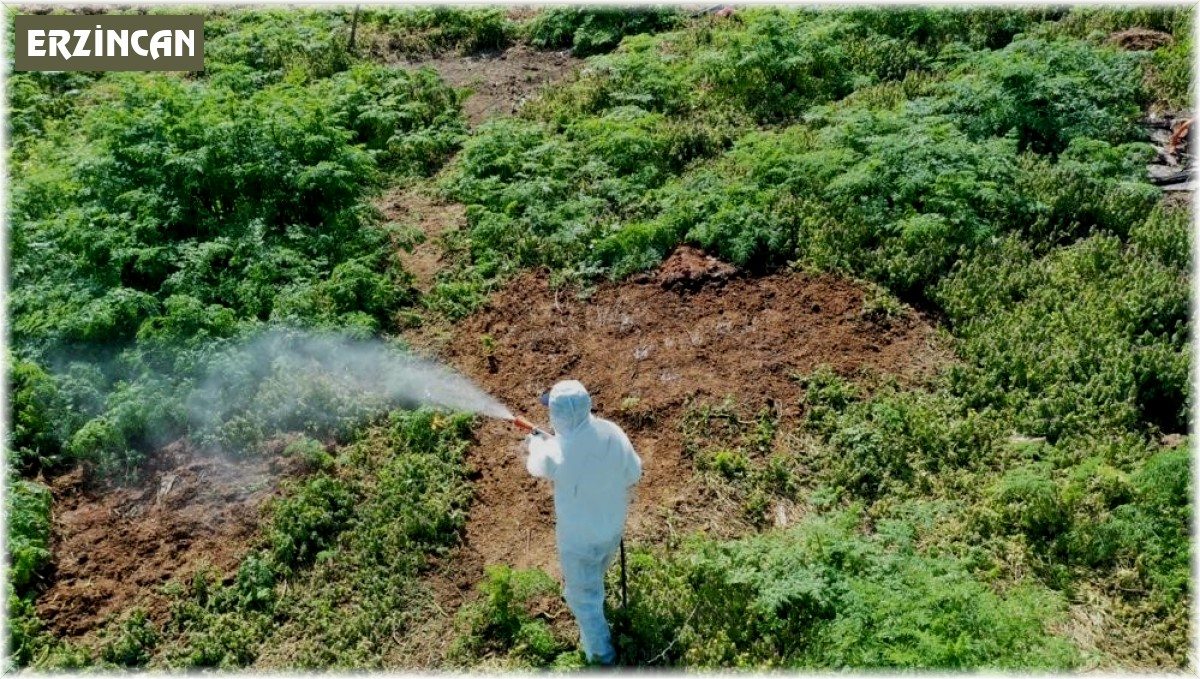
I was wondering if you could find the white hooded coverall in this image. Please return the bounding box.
[525,380,642,665]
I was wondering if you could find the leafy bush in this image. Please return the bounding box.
[619,511,1079,668]
[1013,138,1159,248]
[6,478,53,593]
[941,38,1144,155]
[204,8,356,87]
[1068,446,1190,596]
[986,465,1069,542]
[324,64,465,174]
[268,474,357,571]
[455,566,570,664]
[98,610,159,667]
[8,72,99,160]
[9,357,67,472]
[13,72,383,347]
[527,6,682,56]
[10,41,465,478]
[159,566,277,668]
[938,231,1189,440]
[1038,6,1190,42]
[1147,36,1193,109]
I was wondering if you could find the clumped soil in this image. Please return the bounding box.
[409,247,953,585]
[35,441,306,639]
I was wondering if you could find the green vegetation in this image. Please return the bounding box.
[357,7,514,56]
[19,410,474,670]
[453,565,577,666]
[8,8,465,481]
[7,5,1192,672]
[527,6,683,56]
[615,511,1079,669]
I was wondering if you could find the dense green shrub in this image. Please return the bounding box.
[98,610,160,667]
[842,7,1058,52]
[1068,447,1190,598]
[13,73,382,348]
[986,465,1069,542]
[619,511,1079,668]
[9,357,66,471]
[1038,6,1191,42]
[324,64,465,174]
[1148,37,1193,109]
[454,566,570,664]
[527,6,682,56]
[204,8,355,87]
[941,38,1144,155]
[938,230,1189,440]
[158,565,278,668]
[6,478,53,593]
[8,72,99,160]
[1013,138,1159,248]
[808,385,1005,500]
[9,42,466,477]
[268,474,357,571]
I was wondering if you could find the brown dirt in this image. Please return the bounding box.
[1108,28,1173,51]
[648,245,740,291]
[393,44,580,127]
[35,440,307,639]
[406,249,953,582]
[382,184,467,293]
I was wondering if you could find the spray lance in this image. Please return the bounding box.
[509,415,551,439]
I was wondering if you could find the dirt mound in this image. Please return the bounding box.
[410,259,952,582]
[1108,28,1173,51]
[649,245,740,291]
[36,442,306,639]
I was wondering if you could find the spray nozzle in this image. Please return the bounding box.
[511,415,549,438]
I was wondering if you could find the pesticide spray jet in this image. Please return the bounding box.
[187,329,546,445]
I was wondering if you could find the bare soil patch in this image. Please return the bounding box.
[35,442,305,639]
[382,184,467,293]
[1108,28,1173,51]
[407,250,953,584]
[393,44,579,127]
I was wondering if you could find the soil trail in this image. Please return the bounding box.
[407,248,954,583]
[380,44,580,291]
[382,185,465,294]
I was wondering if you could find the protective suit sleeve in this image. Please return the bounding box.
[525,434,561,480]
[617,428,642,487]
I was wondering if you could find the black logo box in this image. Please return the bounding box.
[15,14,204,72]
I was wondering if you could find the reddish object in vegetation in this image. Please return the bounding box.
[1168,118,1192,155]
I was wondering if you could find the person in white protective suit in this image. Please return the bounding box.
[524,380,642,665]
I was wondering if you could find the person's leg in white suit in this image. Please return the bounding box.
[560,538,621,664]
